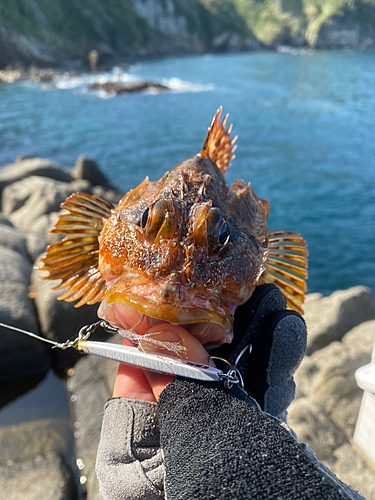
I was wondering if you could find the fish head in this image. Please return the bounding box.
[38,107,307,350]
[98,154,269,347]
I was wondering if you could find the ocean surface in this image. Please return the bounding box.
[1,50,375,296]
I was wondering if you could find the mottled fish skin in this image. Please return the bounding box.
[38,107,308,349]
[98,155,269,346]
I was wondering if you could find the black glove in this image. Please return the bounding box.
[213,283,307,418]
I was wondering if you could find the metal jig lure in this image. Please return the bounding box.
[0,321,249,386]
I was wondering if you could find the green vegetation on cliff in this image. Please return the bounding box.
[233,0,375,45]
[0,0,374,68]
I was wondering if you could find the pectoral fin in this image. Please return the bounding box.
[199,106,237,174]
[260,231,308,314]
[37,192,114,307]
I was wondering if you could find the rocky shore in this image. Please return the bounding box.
[0,156,375,499]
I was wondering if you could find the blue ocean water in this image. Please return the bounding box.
[1,50,375,296]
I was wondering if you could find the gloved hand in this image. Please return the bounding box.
[213,283,307,419]
[96,284,307,500]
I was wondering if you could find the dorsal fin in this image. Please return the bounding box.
[199,106,237,174]
[259,231,308,315]
[36,192,114,308]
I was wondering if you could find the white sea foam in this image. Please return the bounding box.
[276,45,314,56]
[47,68,214,97]
[162,77,214,93]
[53,70,138,90]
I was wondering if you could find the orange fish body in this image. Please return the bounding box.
[39,108,308,348]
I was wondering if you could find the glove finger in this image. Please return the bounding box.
[213,284,286,367]
[245,310,306,415]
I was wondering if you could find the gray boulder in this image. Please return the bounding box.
[0,214,13,227]
[29,211,62,243]
[0,157,72,202]
[287,398,346,461]
[330,444,375,500]
[24,232,48,263]
[0,453,78,500]
[0,224,28,260]
[31,259,102,371]
[3,176,91,230]
[0,368,80,499]
[0,247,50,381]
[72,156,114,190]
[92,184,123,206]
[294,320,375,438]
[304,286,375,354]
[289,319,375,499]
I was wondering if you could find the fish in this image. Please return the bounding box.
[38,107,308,350]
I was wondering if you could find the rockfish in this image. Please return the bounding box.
[39,108,308,349]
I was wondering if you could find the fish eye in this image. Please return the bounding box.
[141,207,150,230]
[217,222,230,247]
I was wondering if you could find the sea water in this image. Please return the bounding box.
[1,50,375,296]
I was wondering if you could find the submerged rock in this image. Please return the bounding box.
[88,80,169,94]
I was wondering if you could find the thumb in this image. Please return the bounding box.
[143,323,213,400]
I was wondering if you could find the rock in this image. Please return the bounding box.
[289,319,375,499]
[31,260,101,372]
[0,68,24,83]
[88,80,169,95]
[0,158,72,201]
[72,156,114,190]
[3,176,91,231]
[0,370,81,497]
[315,4,375,49]
[0,214,13,227]
[0,224,28,260]
[92,185,123,206]
[212,32,245,52]
[24,232,48,263]
[0,453,78,500]
[67,349,118,500]
[29,212,62,243]
[304,286,375,354]
[294,320,375,439]
[287,398,346,461]
[0,247,50,381]
[328,444,375,500]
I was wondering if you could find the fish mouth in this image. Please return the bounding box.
[107,292,227,327]
[98,278,233,347]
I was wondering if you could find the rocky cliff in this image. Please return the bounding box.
[0,0,374,70]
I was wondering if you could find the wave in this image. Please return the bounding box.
[160,77,214,93]
[45,67,214,97]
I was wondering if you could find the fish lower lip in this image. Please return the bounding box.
[106,292,228,327]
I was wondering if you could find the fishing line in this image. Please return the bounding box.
[0,322,60,347]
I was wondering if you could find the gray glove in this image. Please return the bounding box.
[96,398,164,500]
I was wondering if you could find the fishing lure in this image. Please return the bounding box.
[0,321,248,388]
